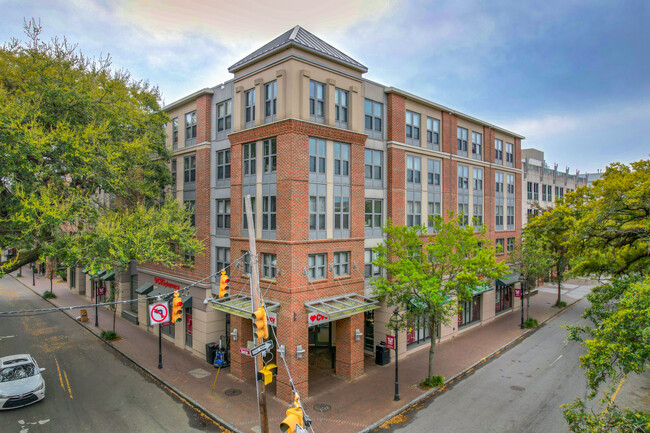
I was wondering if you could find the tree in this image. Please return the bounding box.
[511,232,553,320]
[525,203,573,306]
[371,214,508,383]
[0,21,200,276]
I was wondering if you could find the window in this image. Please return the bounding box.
[172,118,178,149]
[365,99,383,132]
[335,88,348,124]
[245,89,255,124]
[496,238,505,253]
[428,159,441,186]
[407,155,421,183]
[458,202,469,226]
[427,118,440,148]
[185,111,197,141]
[243,142,256,175]
[334,196,350,230]
[534,183,539,201]
[365,149,382,180]
[184,200,195,227]
[242,251,251,275]
[458,296,481,328]
[457,127,468,153]
[473,167,483,191]
[527,208,538,222]
[428,201,441,227]
[405,111,420,141]
[365,199,382,228]
[334,142,350,176]
[407,200,421,227]
[215,199,231,229]
[242,197,256,230]
[547,185,553,201]
[263,138,276,173]
[506,142,514,164]
[527,182,533,200]
[333,252,350,277]
[262,253,277,280]
[217,100,232,132]
[309,80,325,120]
[216,150,230,180]
[215,247,230,272]
[365,249,380,278]
[309,138,326,174]
[457,165,469,190]
[262,196,276,230]
[495,139,503,163]
[171,159,177,188]
[309,194,326,231]
[472,132,482,159]
[507,174,515,195]
[542,185,548,202]
[473,203,483,225]
[495,206,504,228]
[308,254,327,280]
[507,237,515,252]
[495,284,512,313]
[507,205,515,228]
[184,250,195,265]
[495,172,504,194]
[264,81,277,118]
[183,155,196,183]
[559,187,564,198]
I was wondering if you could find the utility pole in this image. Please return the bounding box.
[245,195,269,433]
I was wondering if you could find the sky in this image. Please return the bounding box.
[1,0,648,173]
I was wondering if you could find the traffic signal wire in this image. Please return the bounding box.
[0,252,250,316]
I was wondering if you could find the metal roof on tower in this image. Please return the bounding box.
[228,25,368,73]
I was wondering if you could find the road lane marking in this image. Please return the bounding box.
[549,354,563,367]
[0,335,15,340]
[63,370,73,399]
[55,358,65,391]
[611,375,627,403]
[54,357,73,399]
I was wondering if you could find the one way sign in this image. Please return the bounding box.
[250,340,274,357]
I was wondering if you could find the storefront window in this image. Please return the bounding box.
[364,311,374,352]
[495,284,512,313]
[458,295,481,328]
[407,315,432,347]
[185,307,192,347]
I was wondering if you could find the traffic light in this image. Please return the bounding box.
[218,270,229,298]
[280,396,305,433]
[252,305,269,340]
[256,363,277,385]
[171,291,183,323]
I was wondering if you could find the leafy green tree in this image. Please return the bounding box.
[511,232,553,319]
[0,22,200,275]
[371,214,508,382]
[525,203,573,306]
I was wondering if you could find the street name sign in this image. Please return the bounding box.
[250,340,274,357]
[149,303,170,325]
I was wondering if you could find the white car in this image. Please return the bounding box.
[0,354,46,410]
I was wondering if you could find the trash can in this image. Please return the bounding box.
[205,342,218,364]
[375,343,390,365]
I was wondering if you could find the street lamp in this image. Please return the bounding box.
[520,279,526,329]
[389,308,403,402]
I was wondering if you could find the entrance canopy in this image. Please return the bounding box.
[305,294,379,326]
[497,272,521,286]
[209,294,280,319]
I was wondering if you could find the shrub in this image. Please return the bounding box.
[100,331,118,341]
[524,318,538,328]
[42,291,56,299]
[421,375,445,388]
[556,301,567,308]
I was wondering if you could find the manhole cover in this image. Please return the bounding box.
[510,386,526,392]
[313,403,331,412]
[224,388,242,396]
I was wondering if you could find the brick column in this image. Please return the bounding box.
[386,93,405,142]
[276,304,309,402]
[442,112,457,154]
[387,147,406,224]
[229,315,255,381]
[196,94,211,143]
[335,314,364,379]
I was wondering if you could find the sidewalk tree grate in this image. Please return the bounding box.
[510,386,526,391]
[224,388,242,396]
[313,403,331,412]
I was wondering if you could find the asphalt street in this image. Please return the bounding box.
[0,275,221,432]
[389,299,591,433]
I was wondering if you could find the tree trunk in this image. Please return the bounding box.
[556,261,562,306]
[0,248,40,275]
[427,318,437,380]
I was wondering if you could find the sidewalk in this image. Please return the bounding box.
[9,271,598,433]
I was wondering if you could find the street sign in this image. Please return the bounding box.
[97,286,106,297]
[386,334,395,350]
[250,340,274,357]
[239,347,251,356]
[514,288,522,298]
[149,303,170,325]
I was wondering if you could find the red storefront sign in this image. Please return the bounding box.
[186,314,193,335]
[154,277,180,290]
[386,334,395,350]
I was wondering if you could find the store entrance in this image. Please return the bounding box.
[308,323,335,371]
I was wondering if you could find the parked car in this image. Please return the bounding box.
[0,354,46,410]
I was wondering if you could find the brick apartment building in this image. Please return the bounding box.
[68,26,525,401]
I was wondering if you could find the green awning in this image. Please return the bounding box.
[472,284,494,295]
[100,271,115,281]
[135,283,154,295]
[497,272,521,286]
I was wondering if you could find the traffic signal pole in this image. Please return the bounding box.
[245,195,269,433]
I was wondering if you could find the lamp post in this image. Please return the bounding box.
[389,308,403,402]
[520,280,525,329]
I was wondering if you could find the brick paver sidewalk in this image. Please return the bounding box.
[8,269,595,433]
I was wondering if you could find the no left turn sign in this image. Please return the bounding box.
[149,303,170,325]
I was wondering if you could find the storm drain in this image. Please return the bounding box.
[510,386,526,391]
[313,403,331,412]
[224,388,242,396]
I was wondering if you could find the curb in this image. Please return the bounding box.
[359,296,583,433]
[9,274,244,433]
